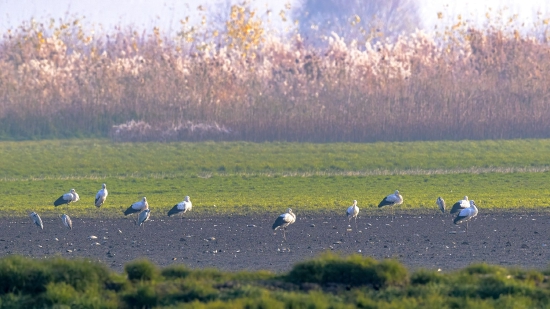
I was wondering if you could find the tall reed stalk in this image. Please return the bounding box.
[0,8,549,141]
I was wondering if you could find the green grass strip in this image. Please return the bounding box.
[1,139,550,179]
[1,139,550,216]
[1,173,550,217]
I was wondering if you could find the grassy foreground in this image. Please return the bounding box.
[1,254,549,308]
[1,139,550,216]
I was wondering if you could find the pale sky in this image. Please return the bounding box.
[0,0,549,35]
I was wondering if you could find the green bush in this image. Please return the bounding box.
[0,255,548,308]
[122,282,159,308]
[43,282,77,306]
[410,269,446,285]
[286,253,408,289]
[510,269,545,285]
[463,263,507,276]
[45,257,112,292]
[476,276,541,301]
[0,293,36,309]
[162,281,219,304]
[104,273,129,292]
[0,256,51,294]
[125,259,159,282]
[161,264,191,279]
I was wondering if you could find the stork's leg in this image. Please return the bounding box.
[283,227,286,240]
[354,216,358,231]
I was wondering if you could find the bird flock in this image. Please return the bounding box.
[29,185,479,239]
[31,184,193,231]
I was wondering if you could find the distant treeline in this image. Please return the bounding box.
[1,254,548,307]
[1,7,550,141]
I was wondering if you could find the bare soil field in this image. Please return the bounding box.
[1,211,549,273]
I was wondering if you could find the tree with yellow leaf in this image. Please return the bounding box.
[225,4,264,58]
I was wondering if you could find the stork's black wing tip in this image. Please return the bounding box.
[167,205,180,217]
[54,196,66,206]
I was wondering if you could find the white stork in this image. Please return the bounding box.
[61,214,73,230]
[54,189,80,210]
[95,183,108,208]
[272,208,296,240]
[346,200,359,230]
[378,190,403,221]
[124,197,149,223]
[29,211,43,230]
[450,196,469,214]
[453,200,478,233]
[138,209,151,228]
[167,195,192,221]
[436,197,446,213]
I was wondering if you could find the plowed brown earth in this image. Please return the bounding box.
[1,211,548,273]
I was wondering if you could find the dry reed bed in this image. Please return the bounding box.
[1,8,550,141]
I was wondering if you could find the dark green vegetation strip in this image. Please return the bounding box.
[1,254,549,308]
[1,139,550,216]
[2,139,550,178]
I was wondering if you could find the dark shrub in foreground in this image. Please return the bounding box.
[161,264,191,279]
[122,282,159,308]
[0,255,119,308]
[0,256,111,295]
[0,255,51,294]
[1,254,549,308]
[410,269,447,285]
[286,253,408,289]
[125,259,159,281]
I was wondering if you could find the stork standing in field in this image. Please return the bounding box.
[453,200,478,233]
[167,195,192,221]
[378,190,403,221]
[54,188,80,212]
[450,196,469,214]
[272,208,296,240]
[346,200,359,230]
[436,197,446,213]
[137,209,151,228]
[61,214,73,230]
[95,183,108,208]
[29,211,43,230]
[124,197,149,223]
